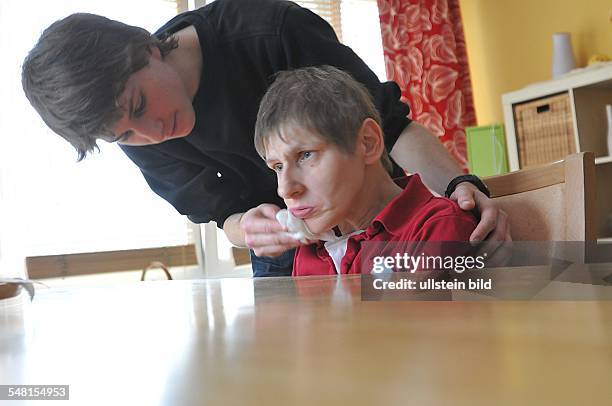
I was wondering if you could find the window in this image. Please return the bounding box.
[296,0,386,80]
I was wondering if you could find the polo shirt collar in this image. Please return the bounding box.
[366,174,433,237]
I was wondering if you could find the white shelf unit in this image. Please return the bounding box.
[502,64,612,239]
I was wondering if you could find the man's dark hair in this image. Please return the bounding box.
[254,65,392,173]
[21,13,178,160]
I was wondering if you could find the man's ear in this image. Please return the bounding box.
[357,118,385,165]
[149,46,162,60]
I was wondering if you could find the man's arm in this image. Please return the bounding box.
[223,212,247,247]
[390,122,462,194]
[390,122,511,243]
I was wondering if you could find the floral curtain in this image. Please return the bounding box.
[377,0,475,170]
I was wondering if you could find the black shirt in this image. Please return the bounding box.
[120,0,410,226]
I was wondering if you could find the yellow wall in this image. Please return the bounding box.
[460,0,612,125]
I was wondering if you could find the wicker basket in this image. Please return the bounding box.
[513,92,577,168]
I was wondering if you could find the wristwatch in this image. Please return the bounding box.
[444,174,491,198]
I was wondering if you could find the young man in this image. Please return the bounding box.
[254,66,477,275]
[21,0,508,277]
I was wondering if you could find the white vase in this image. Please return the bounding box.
[552,32,576,78]
[607,105,612,157]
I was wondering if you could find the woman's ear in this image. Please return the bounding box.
[357,118,385,165]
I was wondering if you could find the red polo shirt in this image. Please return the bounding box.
[292,175,478,276]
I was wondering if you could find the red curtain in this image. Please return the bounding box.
[377,0,476,170]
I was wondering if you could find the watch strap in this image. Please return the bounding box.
[444,174,491,198]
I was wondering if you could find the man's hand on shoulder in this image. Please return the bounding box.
[449,182,513,266]
[449,182,512,243]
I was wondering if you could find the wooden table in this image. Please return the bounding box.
[1,275,611,405]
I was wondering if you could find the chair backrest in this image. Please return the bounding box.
[483,152,596,241]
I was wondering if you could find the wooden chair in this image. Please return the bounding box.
[483,152,597,241]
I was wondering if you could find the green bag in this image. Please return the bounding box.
[466,124,509,177]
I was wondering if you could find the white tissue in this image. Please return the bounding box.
[276,209,337,243]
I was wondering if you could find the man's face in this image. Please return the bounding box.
[264,124,366,234]
[111,48,195,145]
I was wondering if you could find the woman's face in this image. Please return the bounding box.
[264,124,367,234]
